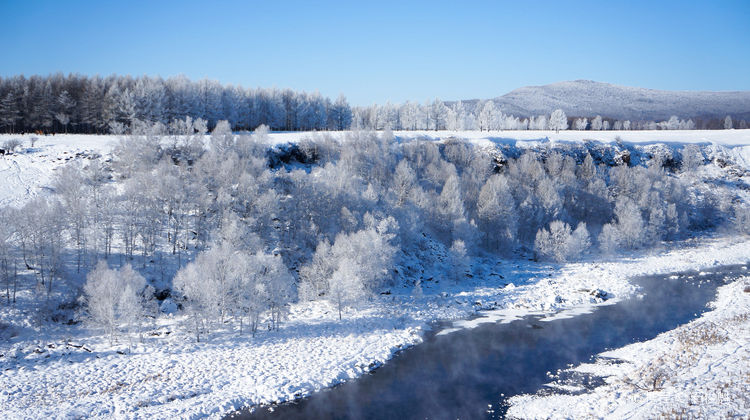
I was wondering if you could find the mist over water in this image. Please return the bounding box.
[230,265,747,420]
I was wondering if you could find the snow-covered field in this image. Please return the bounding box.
[1,130,749,419]
[0,135,117,207]
[507,274,750,419]
[393,128,750,146]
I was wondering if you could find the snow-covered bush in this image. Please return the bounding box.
[534,221,590,262]
[734,203,750,234]
[83,261,146,346]
[448,239,470,282]
[2,139,22,153]
[299,215,398,319]
[174,217,295,338]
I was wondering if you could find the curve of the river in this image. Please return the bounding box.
[229,264,748,420]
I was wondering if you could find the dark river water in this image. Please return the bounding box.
[228,264,748,420]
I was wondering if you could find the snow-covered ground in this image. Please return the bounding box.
[392,129,750,146]
[0,134,118,207]
[1,130,749,418]
[2,234,748,419]
[506,274,750,419]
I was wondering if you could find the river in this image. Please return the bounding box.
[230,264,747,420]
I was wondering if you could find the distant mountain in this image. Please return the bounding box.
[461,80,750,121]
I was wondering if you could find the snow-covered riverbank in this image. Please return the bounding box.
[2,234,749,419]
[507,270,750,419]
[1,130,749,418]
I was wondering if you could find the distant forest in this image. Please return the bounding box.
[0,74,353,134]
[0,74,745,135]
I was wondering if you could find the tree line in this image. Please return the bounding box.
[352,99,747,131]
[0,74,353,134]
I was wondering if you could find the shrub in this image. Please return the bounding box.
[2,139,22,153]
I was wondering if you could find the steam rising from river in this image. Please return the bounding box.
[232,265,748,420]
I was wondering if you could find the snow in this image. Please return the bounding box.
[2,233,748,419]
[392,128,750,147]
[0,134,117,207]
[437,235,750,336]
[1,131,750,418]
[0,305,423,419]
[264,128,750,148]
[506,276,750,419]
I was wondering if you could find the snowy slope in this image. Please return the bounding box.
[458,80,750,120]
[0,135,117,207]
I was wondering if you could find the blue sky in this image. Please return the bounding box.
[1,0,748,105]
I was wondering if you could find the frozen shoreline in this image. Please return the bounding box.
[507,268,750,419]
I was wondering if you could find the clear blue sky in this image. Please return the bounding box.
[1,0,748,105]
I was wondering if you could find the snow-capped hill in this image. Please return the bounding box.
[487,80,750,121]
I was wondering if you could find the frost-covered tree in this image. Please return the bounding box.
[253,253,295,331]
[55,90,75,133]
[597,199,646,252]
[734,203,750,234]
[298,239,333,301]
[659,116,680,130]
[83,261,119,343]
[681,144,704,172]
[549,109,568,133]
[438,174,466,239]
[392,160,418,207]
[83,261,146,346]
[591,115,603,131]
[476,174,517,249]
[115,264,148,346]
[574,118,588,130]
[478,101,496,131]
[232,251,295,335]
[430,98,448,130]
[0,91,21,132]
[54,164,90,272]
[0,208,17,304]
[448,239,469,283]
[300,216,397,319]
[534,221,590,262]
[724,115,733,129]
[534,221,568,262]
[324,259,362,320]
[328,94,353,130]
[447,101,466,131]
[529,114,548,130]
[567,222,591,259]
